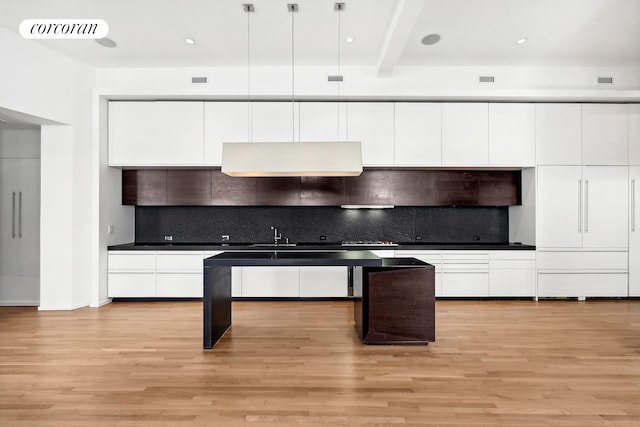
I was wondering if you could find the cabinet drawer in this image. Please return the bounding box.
[489,269,535,297]
[156,252,204,271]
[108,253,156,271]
[241,266,300,297]
[442,252,489,261]
[156,273,202,297]
[582,252,627,270]
[108,273,156,297]
[489,251,535,261]
[537,251,628,270]
[538,272,628,298]
[489,259,536,269]
[299,267,348,298]
[536,252,583,270]
[442,272,489,297]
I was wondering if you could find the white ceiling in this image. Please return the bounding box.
[1,0,639,70]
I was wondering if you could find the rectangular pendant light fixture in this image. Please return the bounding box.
[221,141,363,177]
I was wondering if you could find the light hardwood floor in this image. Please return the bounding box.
[1,300,639,426]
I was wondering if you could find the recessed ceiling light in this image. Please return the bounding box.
[95,37,117,48]
[345,36,354,43]
[185,38,196,45]
[421,34,441,46]
[516,37,528,45]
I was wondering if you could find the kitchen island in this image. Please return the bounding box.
[203,251,435,349]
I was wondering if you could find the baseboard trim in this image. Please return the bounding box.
[0,300,40,306]
[38,301,89,311]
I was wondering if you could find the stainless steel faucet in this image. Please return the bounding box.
[270,226,282,246]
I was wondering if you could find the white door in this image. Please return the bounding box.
[0,159,40,305]
[582,104,628,166]
[442,103,489,166]
[108,101,205,166]
[347,103,395,166]
[581,166,628,249]
[299,102,347,142]
[629,166,640,296]
[394,103,442,166]
[251,102,299,142]
[488,103,535,167]
[535,103,582,165]
[537,166,583,248]
[204,102,250,165]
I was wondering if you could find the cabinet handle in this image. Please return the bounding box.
[632,179,636,233]
[12,191,16,239]
[18,191,23,238]
[584,180,589,233]
[578,180,582,232]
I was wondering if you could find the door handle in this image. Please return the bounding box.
[632,179,636,233]
[18,191,23,238]
[12,191,16,238]
[584,180,589,233]
[578,180,582,233]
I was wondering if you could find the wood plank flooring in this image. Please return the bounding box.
[1,300,639,426]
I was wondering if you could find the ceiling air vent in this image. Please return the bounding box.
[597,76,614,85]
[191,77,208,84]
[479,76,495,83]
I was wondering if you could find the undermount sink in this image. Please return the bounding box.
[250,243,297,247]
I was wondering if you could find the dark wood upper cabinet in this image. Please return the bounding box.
[122,170,167,205]
[212,172,257,205]
[122,168,522,207]
[256,177,301,205]
[344,170,393,205]
[300,177,345,206]
[166,170,212,205]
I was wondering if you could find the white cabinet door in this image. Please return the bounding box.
[582,104,628,165]
[108,273,156,297]
[629,166,640,296]
[204,102,249,165]
[394,103,442,166]
[299,102,347,142]
[108,101,204,166]
[488,251,535,297]
[347,103,395,166]
[537,166,583,248]
[442,103,488,166]
[251,102,299,142]
[442,272,489,297]
[629,104,640,165]
[535,103,582,165]
[488,103,535,166]
[538,272,628,298]
[241,266,300,297]
[581,166,628,249]
[299,267,348,297]
[156,273,202,297]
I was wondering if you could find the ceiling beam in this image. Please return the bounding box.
[375,0,426,77]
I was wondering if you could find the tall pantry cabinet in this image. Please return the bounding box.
[629,104,640,296]
[0,130,40,306]
[536,104,629,299]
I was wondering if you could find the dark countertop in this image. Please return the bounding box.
[204,250,385,267]
[109,242,536,251]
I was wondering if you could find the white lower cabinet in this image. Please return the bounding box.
[442,251,489,297]
[488,251,536,297]
[537,250,628,299]
[108,251,156,298]
[241,266,300,297]
[299,267,348,298]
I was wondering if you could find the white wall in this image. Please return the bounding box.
[0,26,97,310]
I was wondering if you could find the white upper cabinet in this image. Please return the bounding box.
[629,104,640,165]
[299,102,347,142]
[251,102,299,142]
[535,104,582,165]
[108,101,204,166]
[488,103,535,166]
[394,103,442,166]
[441,103,488,166]
[582,104,628,165]
[203,102,249,166]
[347,102,395,166]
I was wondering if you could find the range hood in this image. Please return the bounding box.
[221,141,363,177]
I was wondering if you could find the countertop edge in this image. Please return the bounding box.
[108,243,536,251]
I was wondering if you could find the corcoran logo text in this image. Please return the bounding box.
[19,19,109,39]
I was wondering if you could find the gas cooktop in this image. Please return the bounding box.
[341,241,398,247]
